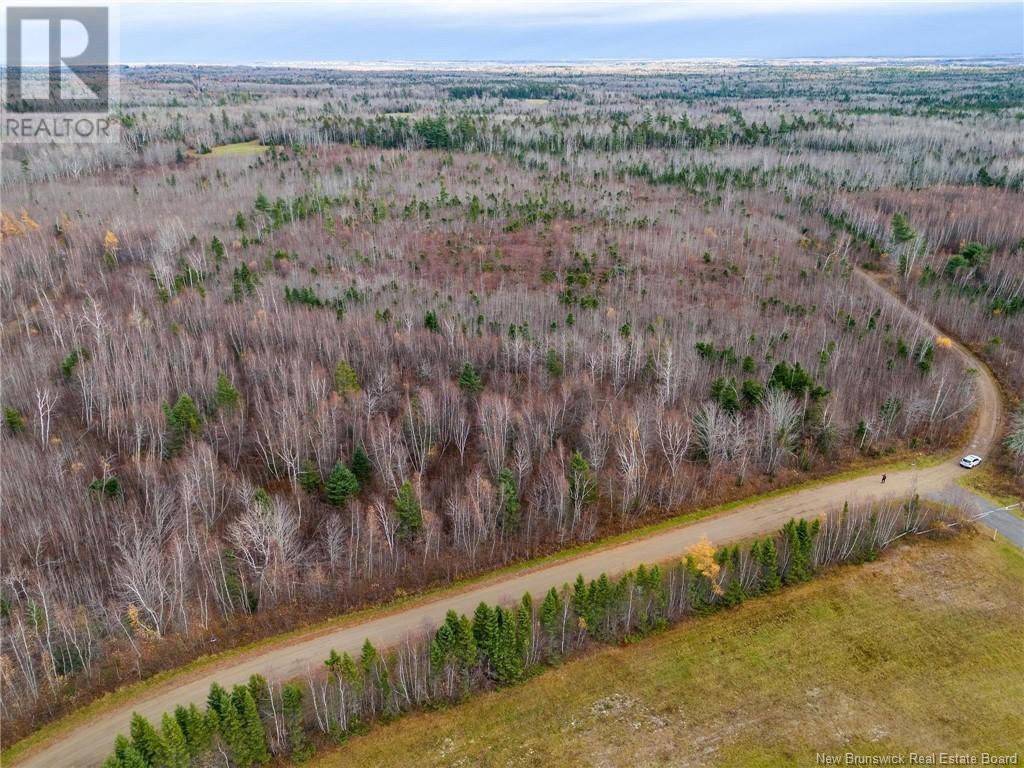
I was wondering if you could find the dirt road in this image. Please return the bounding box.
[14,277,1005,768]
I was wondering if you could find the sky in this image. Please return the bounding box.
[6,1,1024,64]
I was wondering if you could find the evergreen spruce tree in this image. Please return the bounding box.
[496,468,520,533]
[214,373,240,410]
[339,650,361,696]
[545,348,564,377]
[453,614,477,678]
[160,712,190,768]
[175,703,212,757]
[747,540,763,596]
[359,639,381,680]
[118,746,148,768]
[515,597,531,663]
[207,681,230,719]
[891,212,916,244]
[247,673,269,711]
[282,683,313,761]
[457,361,483,393]
[164,393,202,458]
[760,536,781,593]
[129,713,166,767]
[359,639,391,711]
[333,360,360,395]
[3,406,26,434]
[472,602,498,666]
[540,587,561,643]
[723,573,746,607]
[591,573,618,640]
[233,685,270,766]
[210,236,226,264]
[539,587,563,656]
[351,445,372,484]
[430,620,454,674]
[113,734,133,762]
[571,574,591,631]
[219,689,250,766]
[325,461,359,507]
[394,480,422,538]
[783,519,818,585]
[491,606,523,684]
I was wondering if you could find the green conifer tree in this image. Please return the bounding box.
[457,362,483,393]
[219,690,249,766]
[891,212,915,244]
[282,683,313,761]
[496,469,520,533]
[515,599,531,663]
[233,685,270,766]
[214,373,240,411]
[430,620,454,674]
[351,445,372,484]
[210,236,226,264]
[247,673,269,711]
[759,536,781,593]
[539,587,562,651]
[113,734,133,762]
[747,540,762,596]
[570,573,591,631]
[492,606,523,684]
[325,461,360,507]
[394,480,422,538]
[333,360,360,395]
[129,713,166,767]
[3,406,26,434]
[164,393,202,458]
[160,712,190,768]
[472,602,498,666]
[453,614,477,677]
[118,746,148,768]
[175,703,212,757]
[207,681,229,718]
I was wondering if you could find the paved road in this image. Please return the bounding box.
[14,276,1013,768]
[927,486,1024,548]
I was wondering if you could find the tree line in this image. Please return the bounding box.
[99,497,959,768]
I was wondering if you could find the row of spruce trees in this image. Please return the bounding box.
[102,500,946,767]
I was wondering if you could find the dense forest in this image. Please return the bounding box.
[1,62,1022,738]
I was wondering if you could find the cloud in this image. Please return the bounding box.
[99,0,1024,62]
[115,0,1020,28]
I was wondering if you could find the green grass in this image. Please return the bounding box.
[188,140,267,158]
[1,448,946,765]
[314,534,1024,767]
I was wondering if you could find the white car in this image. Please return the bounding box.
[959,454,983,469]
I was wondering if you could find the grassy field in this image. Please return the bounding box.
[313,534,1024,768]
[187,140,267,157]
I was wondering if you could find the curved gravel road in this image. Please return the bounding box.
[13,275,1007,767]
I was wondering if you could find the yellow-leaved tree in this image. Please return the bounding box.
[103,229,120,267]
[686,536,721,581]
